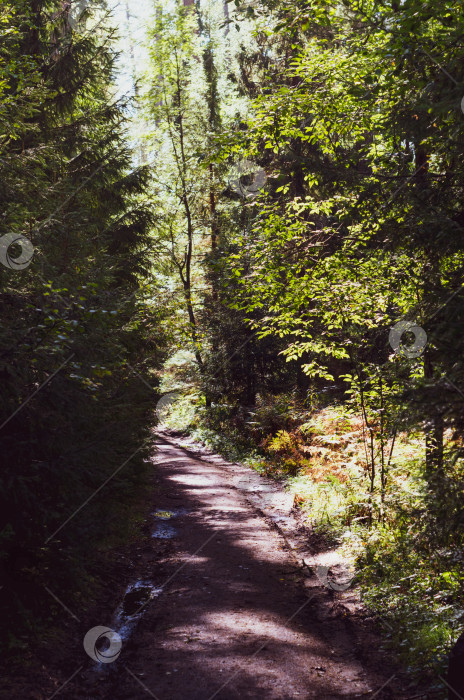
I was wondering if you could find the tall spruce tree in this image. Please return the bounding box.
[0,0,166,646]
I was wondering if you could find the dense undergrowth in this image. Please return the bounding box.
[162,390,464,684]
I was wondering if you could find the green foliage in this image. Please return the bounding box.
[0,0,167,648]
[4,0,462,684]
[147,0,464,686]
[359,526,464,679]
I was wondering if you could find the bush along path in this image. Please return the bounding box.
[15,432,438,700]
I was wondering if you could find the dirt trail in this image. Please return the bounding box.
[54,433,408,700]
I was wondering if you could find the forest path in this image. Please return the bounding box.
[76,434,402,700]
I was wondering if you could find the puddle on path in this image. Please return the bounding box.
[153,509,176,519]
[89,580,162,678]
[151,507,188,538]
[119,580,161,620]
[152,521,177,539]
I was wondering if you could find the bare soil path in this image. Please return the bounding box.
[91,433,405,700]
[36,433,414,700]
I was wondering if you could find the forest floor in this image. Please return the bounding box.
[3,432,431,699]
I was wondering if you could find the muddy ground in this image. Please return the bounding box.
[1,432,435,699]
